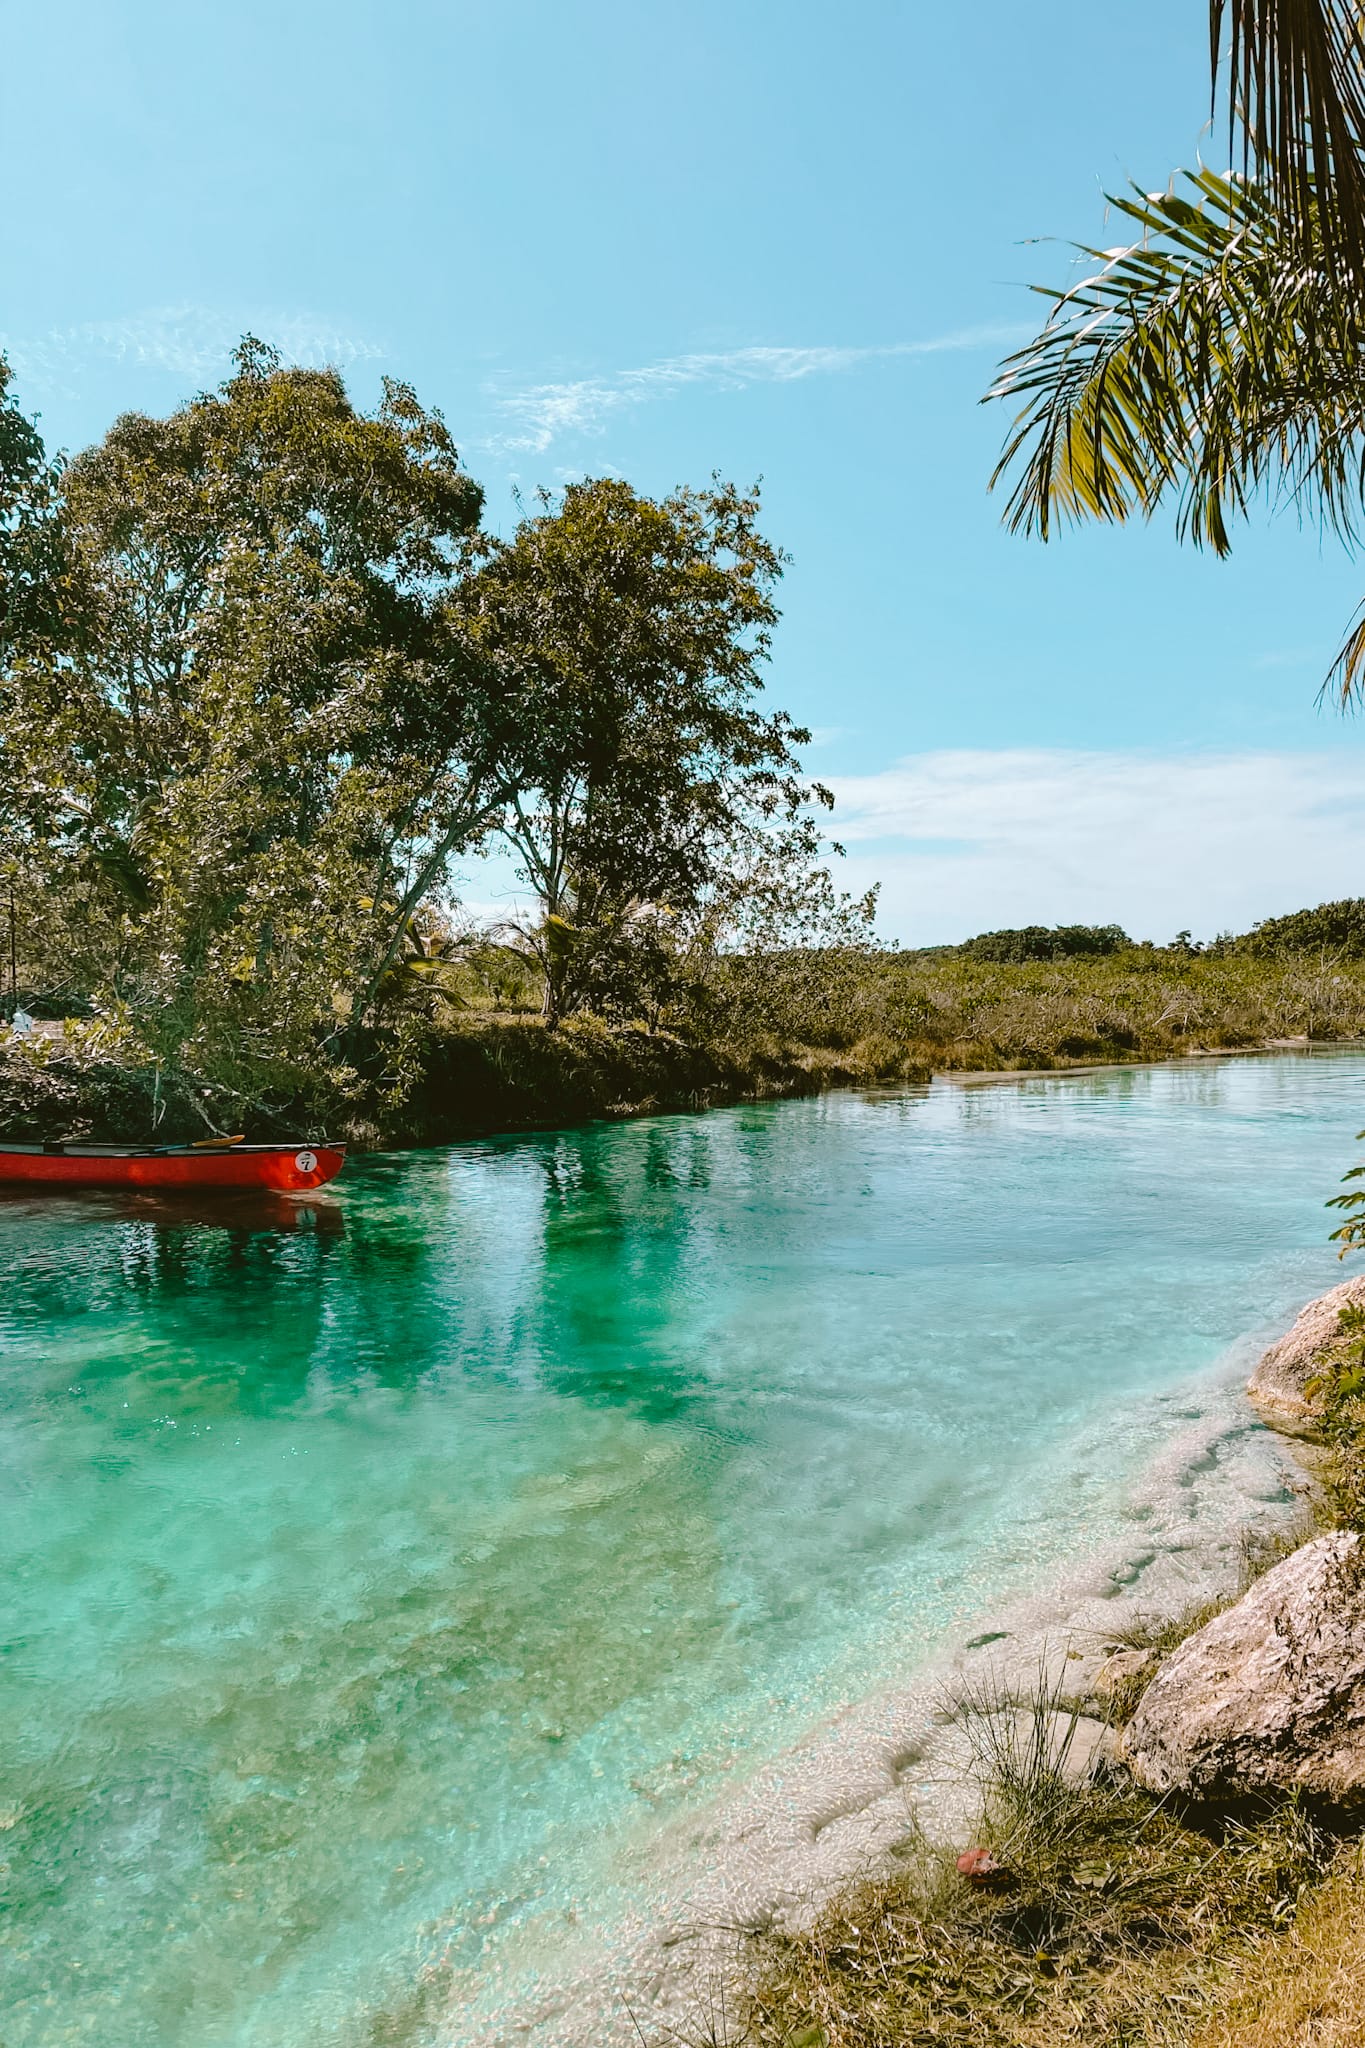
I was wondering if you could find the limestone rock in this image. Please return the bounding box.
[1247,1278,1365,1431]
[1123,1532,1365,1801]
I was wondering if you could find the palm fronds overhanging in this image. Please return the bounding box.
[987,168,1365,700]
[1213,0,1365,277]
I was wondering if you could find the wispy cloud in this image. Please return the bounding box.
[823,748,1365,946]
[487,326,1025,453]
[2,306,385,401]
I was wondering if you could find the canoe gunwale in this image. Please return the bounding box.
[0,1140,343,1158]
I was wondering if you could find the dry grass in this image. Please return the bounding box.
[749,1799,1332,2048]
[1102,1594,1232,1663]
[1191,1849,1365,2048]
[706,948,1365,1080]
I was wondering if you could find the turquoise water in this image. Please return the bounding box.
[3,1054,1363,2045]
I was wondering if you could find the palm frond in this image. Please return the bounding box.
[1325,592,1365,702]
[1213,0,1365,277]
[988,166,1365,705]
[987,169,1365,556]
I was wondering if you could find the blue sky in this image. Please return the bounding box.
[7,0,1365,942]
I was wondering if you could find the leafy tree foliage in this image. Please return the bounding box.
[1237,898,1365,957]
[0,356,72,665]
[0,358,86,1019]
[0,353,865,1126]
[454,477,854,1023]
[2,344,513,1111]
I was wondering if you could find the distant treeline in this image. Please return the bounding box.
[942,901,1365,964]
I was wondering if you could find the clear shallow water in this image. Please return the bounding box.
[3,1054,1363,2046]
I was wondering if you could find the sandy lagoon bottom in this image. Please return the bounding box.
[1,1054,1359,2047]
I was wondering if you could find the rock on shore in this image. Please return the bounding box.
[1247,1277,1365,1431]
[1124,1532,1365,1801]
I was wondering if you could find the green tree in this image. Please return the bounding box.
[0,357,87,1017]
[2,342,514,1112]
[1239,897,1365,956]
[0,356,72,664]
[453,476,841,1023]
[961,924,1131,964]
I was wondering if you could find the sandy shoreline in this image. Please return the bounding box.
[928,1037,1364,1089]
[445,1320,1314,2048]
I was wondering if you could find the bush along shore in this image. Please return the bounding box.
[742,1284,1365,2048]
[0,1010,923,1149]
[0,349,894,1149]
[7,924,1365,1150]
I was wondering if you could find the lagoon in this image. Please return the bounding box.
[3,1053,1363,2045]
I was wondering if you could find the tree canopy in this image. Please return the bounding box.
[0,347,862,1126]
[0,360,72,668]
[959,924,1131,964]
[2,342,520,1098]
[454,476,830,1021]
[1238,897,1365,956]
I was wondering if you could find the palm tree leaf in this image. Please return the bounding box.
[1213,0,1365,277]
[1325,592,1365,704]
[987,169,1365,556]
[989,166,1365,704]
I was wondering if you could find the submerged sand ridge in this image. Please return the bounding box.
[447,1337,1309,2048]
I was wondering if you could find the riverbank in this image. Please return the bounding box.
[446,1332,1319,2047]
[4,1004,1363,1156]
[8,939,1365,1153]
[431,1234,1365,2048]
[736,1291,1365,2048]
[0,1013,927,1150]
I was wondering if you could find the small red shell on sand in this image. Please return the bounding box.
[956,1846,1005,1884]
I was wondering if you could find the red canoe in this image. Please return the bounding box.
[0,1140,346,1192]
